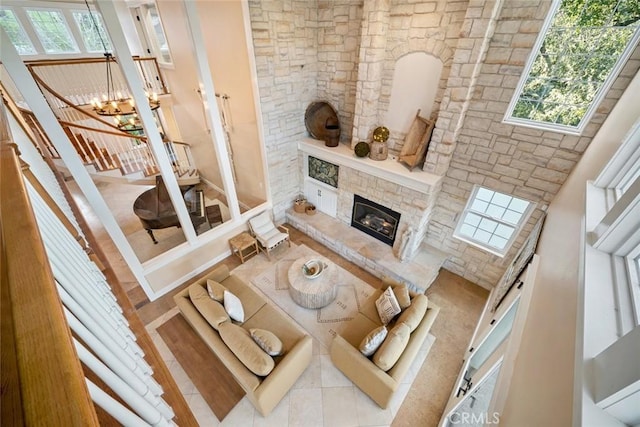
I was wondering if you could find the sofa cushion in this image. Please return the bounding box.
[382,277,411,310]
[242,304,306,353]
[224,290,245,322]
[222,275,266,320]
[218,322,274,376]
[375,287,401,325]
[206,279,226,302]
[250,328,283,356]
[188,283,229,330]
[359,325,388,357]
[372,322,410,371]
[396,294,428,332]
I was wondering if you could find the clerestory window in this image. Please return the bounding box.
[0,8,36,55]
[454,186,534,257]
[26,9,79,54]
[72,10,112,53]
[504,0,640,134]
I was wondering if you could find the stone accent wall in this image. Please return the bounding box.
[316,1,363,144]
[248,0,319,220]
[335,166,441,259]
[381,0,463,154]
[351,0,391,146]
[423,0,640,288]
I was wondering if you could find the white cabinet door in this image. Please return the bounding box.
[304,180,337,218]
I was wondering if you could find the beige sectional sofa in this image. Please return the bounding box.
[174,265,312,417]
[330,281,440,409]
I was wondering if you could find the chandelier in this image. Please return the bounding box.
[85,0,159,133]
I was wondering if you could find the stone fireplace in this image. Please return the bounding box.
[351,194,400,246]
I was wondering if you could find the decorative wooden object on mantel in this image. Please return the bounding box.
[398,109,435,171]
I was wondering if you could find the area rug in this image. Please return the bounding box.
[149,244,436,426]
[249,244,377,349]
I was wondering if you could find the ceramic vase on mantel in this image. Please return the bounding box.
[369,140,388,161]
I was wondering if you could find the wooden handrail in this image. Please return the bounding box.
[59,120,149,141]
[1,130,99,425]
[29,73,124,131]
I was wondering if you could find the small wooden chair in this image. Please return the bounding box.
[398,110,435,171]
[248,211,291,260]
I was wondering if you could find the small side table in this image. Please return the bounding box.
[229,232,259,264]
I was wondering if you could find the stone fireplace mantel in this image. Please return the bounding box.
[299,138,442,194]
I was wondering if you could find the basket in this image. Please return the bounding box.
[305,204,317,215]
[294,200,307,213]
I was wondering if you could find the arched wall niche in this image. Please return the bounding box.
[384,52,444,134]
[379,39,454,155]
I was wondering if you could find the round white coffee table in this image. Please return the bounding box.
[288,257,338,309]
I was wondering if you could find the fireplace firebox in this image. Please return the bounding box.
[351,195,401,246]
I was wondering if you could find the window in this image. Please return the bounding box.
[454,186,533,257]
[588,120,640,332]
[0,8,36,55]
[505,0,640,134]
[72,10,111,53]
[26,9,78,54]
[147,4,172,64]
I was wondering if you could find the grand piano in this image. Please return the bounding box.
[133,175,208,244]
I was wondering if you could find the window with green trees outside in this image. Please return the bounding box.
[505,0,640,133]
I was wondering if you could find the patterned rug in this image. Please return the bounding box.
[149,243,436,426]
[249,244,377,349]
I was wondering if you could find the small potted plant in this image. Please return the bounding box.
[294,196,307,213]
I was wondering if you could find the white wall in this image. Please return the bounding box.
[154,0,224,190]
[499,70,640,426]
[384,52,443,133]
[196,0,266,203]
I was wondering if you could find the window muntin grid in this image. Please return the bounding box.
[72,10,111,53]
[455,187,532,255]
[505,0,640,133]
[26,9,78,54]
[0,8,36,55]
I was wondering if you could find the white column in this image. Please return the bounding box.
[0,30,155,299]
[96,0,198,243]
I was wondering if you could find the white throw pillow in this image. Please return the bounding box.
[359,325,388,357]
[224,290,245,322]
[375,286,401,325]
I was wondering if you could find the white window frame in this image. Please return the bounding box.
[0,6,37,55]
[453,186,535,258]
[503,0,640,136]
[588,120,640,332]
[132,3,173,67]
[71,8,112,54]
[24,7,79,55]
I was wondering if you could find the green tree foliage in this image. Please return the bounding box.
[513,0,640,128]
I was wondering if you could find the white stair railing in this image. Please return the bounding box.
[26,177,177,426]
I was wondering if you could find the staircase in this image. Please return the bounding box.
[1,56,199,186]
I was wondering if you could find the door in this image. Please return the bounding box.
[304,179,337,218]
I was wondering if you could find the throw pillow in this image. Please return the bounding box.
[373,322,411,371]
[375,286,401,325]
[392,284,411,310]
[188,283,229,330]
[224,290,245,322]
[218,322,274,376]
[250,328,283,356]
[206,279,226,302]
[359,325,388,357]
[396,294,429,332]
